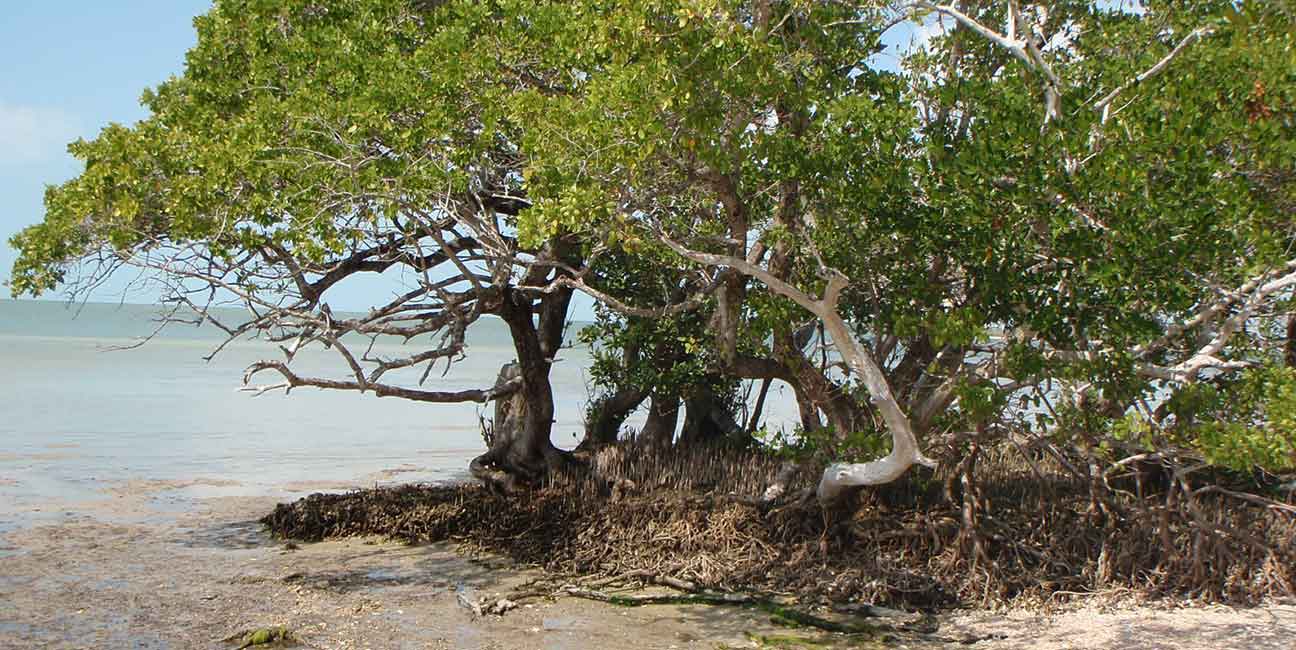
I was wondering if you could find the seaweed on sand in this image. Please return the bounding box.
[263,443,1296,608]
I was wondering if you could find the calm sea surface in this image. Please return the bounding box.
[0,299,799,532]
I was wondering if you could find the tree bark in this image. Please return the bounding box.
[658,238,937,502]
[796,391,823,432]
[769,322,871,437]
[580,387,648,449]
[641,391,682,446]
[724,353,825,433]
[814,276,937,501]
[744,377,773,434]
[470,282,574,490]
[891,335,937,405]
[778,340,867,437]
[1287,313,1296,368]
[472,362,545,491]
[679,384,742,446]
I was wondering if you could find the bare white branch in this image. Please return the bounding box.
[1094,27,1214,123]
[658,235,936,502]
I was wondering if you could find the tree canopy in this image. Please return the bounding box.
[10,0,1296,494]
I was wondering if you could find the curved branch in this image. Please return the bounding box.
[242,360,521,403]
[302,235,480,300]
[658,236,936,502]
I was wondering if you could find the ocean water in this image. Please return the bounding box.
[0,299,800,529]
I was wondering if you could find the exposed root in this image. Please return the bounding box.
[262,443,1296,608]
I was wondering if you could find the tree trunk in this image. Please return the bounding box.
[780,346,868,437]
[659,240,940,502]
[814,276,937,501]
[796,391,824,432]
[580,386,648,449]
[470,284,574,491]
[770,324,872,437]
[744,377,773,434]
[471,362,545,491]
[891,335,937,405]
[1287,313,1296,368]
[712,271,744,365]
[679,384,742,446]
[640,391,681,446]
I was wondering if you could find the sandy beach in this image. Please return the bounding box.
[2,477,1293,650]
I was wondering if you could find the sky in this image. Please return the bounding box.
[0,0,213,302]
[0,2,934,314]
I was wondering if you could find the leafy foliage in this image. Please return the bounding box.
[9,0,1296,476]
[1164,365,1296,472]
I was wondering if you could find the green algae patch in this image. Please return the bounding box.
[225,626,294,649]
[744,631,890,650]
[764,603,881,635]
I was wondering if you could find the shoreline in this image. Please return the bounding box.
[0,483,915,649]
[1,476,1294,649]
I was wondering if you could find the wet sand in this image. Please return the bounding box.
[0,485,861,650]
[0,478,1293,649]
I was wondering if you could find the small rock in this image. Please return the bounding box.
[487,598,517,615]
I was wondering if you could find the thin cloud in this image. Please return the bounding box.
[0,101,82,166]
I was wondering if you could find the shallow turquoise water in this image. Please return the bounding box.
[0,300,587,524]
[0,299,804,526]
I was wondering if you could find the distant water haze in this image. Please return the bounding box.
[0,299,801,532]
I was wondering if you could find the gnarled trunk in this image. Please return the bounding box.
[658,238,939,504]
[814,277,937,502]
[470,283,574,491]
[471,362,555,491]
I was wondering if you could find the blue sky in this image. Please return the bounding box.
[1,1,213,301]
[1,2,930,313]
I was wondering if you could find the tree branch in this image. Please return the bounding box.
[658,236,936,502]
[1093,27,1214,123]
[242,360,521,403]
